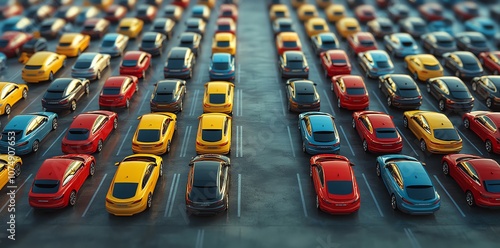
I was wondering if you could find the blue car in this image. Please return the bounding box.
[0,53,6,71]
[0,112,58,155]
[298,112,340,155]
[428,19,454,35]
[1,16,36,33]
[384,33,419,58]
[465,17,497,38]
[209,53,235,81]
[376,154,441,215]
[358,50,395,78]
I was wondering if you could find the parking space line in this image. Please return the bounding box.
[235,126,239,157]
[116,126,133,156]
[235,126,243,157]
[404,227,422,248]
[189,90,199,116]
[42,127,68,157]
[287,126,296,157]
[235,89,242,117]
[456,129,483,155]
[20,95,41,114]
[195,229,205,248]
[322,90,335,115]
[239,126,243,157]
[339,126,355,156]
[25,208,33,218]
[168,173,181,217]
[433,175,466,218]
[180,126,192,157]
[82,173,108,217]
[237,174,241,218]
[396,127,419,157]
[279,89,286,116]
[135,89,151,115]
[237,64,240,84]
[422,97,439,112]
[82,91,100,113]
[164,173,179,217]
[372,92,389,114]
[8,70,21,82]
[296,173,308,217]
[0,173,32,213]
[361,173,384,217]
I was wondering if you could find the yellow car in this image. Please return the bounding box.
[405,54,444,82]
[22,51,67,83]
[131,113,177,155]
[212,33,237,56]
[325,4,346,22]
[196,113,232,155]
[297,4,319,22]
[0,82,28,115]
[203,81,235,114]
[0,154,22,190]
[291,0,306,9]
[305,17,330,37]
[105,154,163,216]
[55,33,91,57]
[316,0,332,9]
[117,17,144,39]
[269,4,290,21]
[84,0,113,10]
[403,110,462,154]
[336,17,361,38]
[198,0,215,9]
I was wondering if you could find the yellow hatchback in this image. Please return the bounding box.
[0,82,28,115]
[325,4,346,22]
[0,154,22,190]
[196,113,232,155]
[203,81,235,114]
[297,4,319,22]
[336,17,361,38]
[132,113,177,155]
[56,33,91,57]
[305,17,330,37]
[269,4,290,21]
[106,154,163,216]
[22,51,67,83]
[117,18,144,39]
[405,54,444,82]
[212,33,237,56]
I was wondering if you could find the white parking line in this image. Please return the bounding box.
[456,129,483,155]
[433,175,466,218]
[404,227,422,248]
[237,64,240,84]
[8,70,21,82]
[135,89,151,115]
[361,173,384,217]
[82,91,100,113]
[238,126,243,157]
[116,126,133,156]
[0,174,32,213]
[20,95,41,114]
[180,126,192,157]
[339,126,355,156]
[237,174,241,218]
[25,208,33,218]
[42,127,68,157]
[238,89,242,116]
[279,89,286,116]
[235,89,242,117]
[396,127,419,157]
[82,173,108,217]
[195,229,205,248]
[296,173,308,217]
[322,90,335,115]
[372,92,389,114]
[189,90,199,116]
[164,173,179,217]
[168,173,181,217]
[287,126,296,157]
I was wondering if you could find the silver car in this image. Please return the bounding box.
[99,33,129,57]
[71,52,111,80]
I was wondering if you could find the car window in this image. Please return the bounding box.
[389,164,403,189]
[223,117,229,135]
[123,79,132,92]
[436,80,449,95]
[481,78,497,92]
[304,117,312,136]
[92,116,108,134]
[458,161,480,184]
[316,165,324,187]
[414,115,431,134]
[142,164,154,189]
[336,79,345,92]
[1,84,14,99]
[360,116,372,132]
[161,119,169,136]
[62,161,84,186]
[219,167,225,191]
[477,115,497,132]
[140,55,147,64]
[26,116,47,135]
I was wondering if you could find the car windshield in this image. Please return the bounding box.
[83,25,94,31]
[66,129,90,141]
[471,41,487,47]
[283,41,297,47]
[202,129,222,142]
[331,59,347,66]
[167,59,185,69]
[295,92,316,103]
[120,26,130,30]
[433,128,461,141]
[413,24,426,32]
[304,11,314,16]
[24,65,42,70]
[45,90,64,99]
[40,25,52,31]
[360,40,374,46]
[484,180,500,193]
[141,40,156,48]
[399,88,420,98]
[136,129,160,142]
[376,61,391,68]
[101,40,115,47]
[31,180,60,194]
[218,24,230,31]
[424,64,441,70]
[401,41,413,47]
[112,182,138,199]
[381,25,392,32]
[313,25,324,30]
[102,88,120,95]
[121,60,137,67]
[73,61,91,69]
[212,62,229,70]
[312,131,335,142]
[406,185,435,201]
[288,61,304,69]
[154,92,173,102]
[450,90,471,99]
[0,40,8,48]
[464,62,480,70]
[275,11,285,17]
[180,40,193,46]
[483,24,494,30]
[346,87,365,95]
[437,40,454,47]
[217,41,230,47]
[280,23,291,29]
[58,42,71,47]
[347,26,357,31]
[322,40,336,46]
[327,181,353,195]
[209,93,226,104]
[375,128,398,139]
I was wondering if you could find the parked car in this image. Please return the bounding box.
[426,76,474,113]
[352,111,403,153]
[71,52,111,80]
[41,78,90,112]
[379,74,422,109]
[150,79,186,112]
[470,76,500,109]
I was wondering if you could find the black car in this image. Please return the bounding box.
[421,31,457,57]
[139,32,166,56]
[285,79,320,112]
[185,18,206,36]
[310,32,339,55]
[41,78,90,112]
[185,154,230,215]
[367,17,394,39]
[387,4,410,22]
[164,47,195,79]
[20,38,48,57]
[443,51,483,78]
[378,74,422,109]
[150,79,186,112]
[347,0,364,8]
[399,17,427,38]
[273,18,294,36]
[151,18,175,39]
[179,32,202,56]
[426,76,474,112]
[279,51,309,79]
[455,32,490,56]
[471,75,500,109]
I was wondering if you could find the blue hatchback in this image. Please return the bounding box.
[298,112,340,155]
[209,53,235,81]
[465,17,497,38]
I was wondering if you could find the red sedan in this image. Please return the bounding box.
[453,1,479,21]
[0,31,33,58]
[215,18,236,35]
[418,3,444,22]
[28,154,96,209]
[0,4,23,19]
[172,0,190,9]
[347,32,378,55]
[119,51,152,78]
[352,111,403,153]
[99,75,138,109]
[479,52,500,75]
[104,4,128,23]
[310,154,360,214]
[463,111,500,154]
[442,154,500,208]
[321,50,351,78]
[376,0,391,8]
[355,5,377,23]
[61,110,118,154]
[219,4,238,22]
[136,4,158,23]
[331,75,369,110]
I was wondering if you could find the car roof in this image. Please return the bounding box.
[47,78,74,91]
[390,75,417,89]
[103,76,128,88]
[212,53,231,62]
[431,31,454,41]
[123,51,145,59]
[36,158,75,180]
[180,32,197,40]
[419,111,454,128]
[453,52,478,63]
[393,160,432,186]
[120,17,141,25]
[279,32,299,40]
[5,114,37,130]
[216,18,234,25]
[366,50,389,61]
[322,161,353,181]
[284,51,304,60]
[309,114,334,132]
[169,47,189,58]
[70,113,99,130]
[142,32,159,40]
[458,31,485,40]
[215,32,233,40]
[293,80,315,94]
[156,80,179,93]
[200,113,227,130]
[192,161,220,185]
[440,77,467,90]
[138,113,169,129]
[114,161,149,183]
[341,75,364,88]
[206,81,231,93]
[60,33,82,42]
[392,33,413,41]
[414,54,439,64]
[77,52,98,62]
[103,33,121,40]
[469,159,500,181]
[365,113,396,129]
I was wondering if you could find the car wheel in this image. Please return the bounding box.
[147,193,152,209]
[85,84,90,95]
[113,118,118,130]
[96,71,101,80]
[465,191,474,207]
[485,140,493,153]
[420,139,427,152]
[438,99,445,111]
[337,98,341,109]
[126,99,130,108]
[463,118,470,129]
[14,163,21,177]
[442,162,449,176]
[352,118,356,129]
[49,72,54,81]
[486,98,492,108]
[96,140,103,153]
[362,140,368,152]
[316,195,320,209]
[159,162,163,177]
[32,140,39,153]
[403,116,408,128]
[471,82,477,92]
[376,162,381,177]
[70,100,77,112]
[166,141,171,154]
[89,162,95,176]
[426,84,431,93]
[391,194,397,211]
[51,118,58,130]
[69,190,77,206]
[4,104,11,115]
[413,72,419,81]
[387,97,392,107]
[22,89,28,99]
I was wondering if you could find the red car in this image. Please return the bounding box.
[136,4,158,23]
[0,31,33,58]
[104,4,128,23]
[320,50,351,77]
[331,75,369,110]
[347,32,378,55]
[275,32,302,55]
[442,154,500,207]
[120,51,152,78]
[418,3,444,22]
[172,0,190,9]
[61,110,118,154]
[376,0,391,8]
[0,4,23,19]
[28,154,96,209]
[310,154,360,214]
[352,111,403,153]
[215,17,236,35]
[453,1,479,21]
[463,111,500,154]
[479,52,500,75]
[355,5,376,23]
[219,4,238,22]
[99,75,138,109]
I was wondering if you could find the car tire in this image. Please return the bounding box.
[376,162,381,177]
[463,118,470,129]
[14,163,21,177]
[113,118,118,130]
[96,140,103,153]
[471,82,477,92]
[147,193,153,209]
[420,139,427,152]
[32,140,39,153]
[465,191,475,207]
[485,140,493,153]
[352,118,356,129]
[126,99,130,108]
[391,194,398,211]
[438,99,445,111]
[70,100,77,112]
[22,89,28,99]
[362,140,368,152]
[442,161,449,176]
[486,98,492,108]
[403,116,409,128]
[4,104,11,115]
[89,162,95,176]
[69,190,77,206]
[52,118,58,130]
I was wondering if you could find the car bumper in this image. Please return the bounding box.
[151,103,181,112]
[164,71,190,79]
[56,49,79,57]
[186,203,226,215]
[212,48,235,55]
[72,71,98,80]
[327,68,351,77]
[305,144,340,155]
[209,72,235,81]
[458,70,483,78]
[319,201,360,214]
[398,202,440,215]
[203,106,233,114]
[367,69,395,78]
[475,195,500,207]
[196,144,231,155]
[447,102,474,112]
[282,71,308,79]
[340,100,370,110]
[22,74,49,83]
[417,71,443,81]
[106,201,148,216]
[0,143,32,155]
[29,197,67,209]
[120,69,145,78]
[140,47,162,56]
[99,99,127,108]
[426,142,462,154]
[43,102,71,111]
[132,145,167,155]
[392,99,422,109]
[62,144,96,154]
[290,104,320,113]
[395,49,419,57]
[100,49,122,57]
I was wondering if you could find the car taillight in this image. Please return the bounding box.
[417,95,422,99]
[433,198,441,204]
[308,142,316,147]
[196,141,203,146]
[53,195,64,200]
[223,103,231,107]
[132,199,142,204]
[393,95,400,99]
[219,142,228,147]
[182,68,189,72]
[150,101,157,106]
[105,198,114,204]
[154,143,163,147]
[421,70,428,74]
[304,67,309,72]
[41,99,46,103]
[402,197,413,205]
[446,99,455,104]
[480,193,491,199]
[344,95,350,100]
[164,68,169,71]
[38,71,45,75]
[60,99,69,104]
[16,141,29,146]
[283,67,290,72]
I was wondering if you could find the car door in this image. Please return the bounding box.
[472,115,495,141]
[123,78,134,100]
[455,161,478,192]
[429,79,443,100]
[314,164,324,197]
[381,77,392,97]
[72,81,85,101]
[162,118,173,143]
[2,84,17,107]
[475,77,492,99]
[73,161,87,191]
[28,115,50,141]
[287,83,294,103]
[95,54,104,71]
[357,115,372,141]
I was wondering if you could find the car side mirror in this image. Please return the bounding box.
[188,162,194,166]
[421,162,426,166]
[137,116,142,120]
[115,162,120,166]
